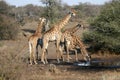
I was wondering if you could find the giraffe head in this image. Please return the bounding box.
[39,17,46,23]
[85,54,91,63]
[37,17,47,27]
[38,17,49,33]
[69,9,76,16]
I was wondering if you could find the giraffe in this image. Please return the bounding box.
[28,17,47,65]
[58,23,83,62]
[59,24,91,62]
[67,34,91,62]
[41,9,76,64]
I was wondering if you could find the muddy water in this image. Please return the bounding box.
[90,59,120,68]
[73,59,120,69]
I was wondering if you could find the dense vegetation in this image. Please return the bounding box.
[0,0,101,40]
[1,0,119,54]
[0,1,19,40]
[83,0,120,53]
[0,0,120,80]
[41,0,63,23]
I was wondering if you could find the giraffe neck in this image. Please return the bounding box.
[65,25,79,33]
[44,20,50,31]
[70,26,80,34]
[57,14,72,30]
[75,36,84,48]
[35,21,44,34]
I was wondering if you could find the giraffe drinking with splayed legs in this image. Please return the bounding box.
[59,24,91,62]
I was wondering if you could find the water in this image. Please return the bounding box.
[74,60,120,69]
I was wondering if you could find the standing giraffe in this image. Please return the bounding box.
[60,26,91,62]
[41,9,76,64]
[28,17,46,65]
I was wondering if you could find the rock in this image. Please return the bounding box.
[49,64,61,74]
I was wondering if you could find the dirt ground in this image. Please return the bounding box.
[0,21,120,80]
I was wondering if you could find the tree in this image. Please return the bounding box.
[74,2,101,20]
[0,1,19,40]
[40,0,62,23]
[83,0,120,53]
[0,1,9,14]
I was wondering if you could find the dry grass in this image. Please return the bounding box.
[0,21,120,80]
[0,40,120,80]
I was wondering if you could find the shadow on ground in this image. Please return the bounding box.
[22,29,35,33]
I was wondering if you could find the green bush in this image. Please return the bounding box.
[83,0,120,53]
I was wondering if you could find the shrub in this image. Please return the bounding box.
[0,1,20,40]
[0,23,19,40]
[83,0,120,54]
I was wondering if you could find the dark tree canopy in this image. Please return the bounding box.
[83,0,120,53]
[40,0,62,23]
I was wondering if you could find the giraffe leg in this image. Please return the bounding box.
[59,46,64,62]
[29,42,33,65]
[33,47,38,64]
[41,41,48,64]
[59,40,65,62]
[74,49,78,62]
[57,53,60,63]
[57,46,62,63]
[57,50,60,63]
[30,51,33,65]
[71,49,78,62]
[66,46,70,62]
[45,49,48,64]
[61,51,64,62]
[41,48,46,64]
[32,40,38,64]
[36,44,39,60]
[56,38,61,63]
